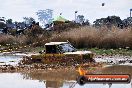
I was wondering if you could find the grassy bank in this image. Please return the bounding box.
[89,48,132,56]
[30,47,132,56]
[20,47,132,56]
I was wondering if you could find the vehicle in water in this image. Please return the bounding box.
[23,42,94,64]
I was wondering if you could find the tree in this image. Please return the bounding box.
[93,16,122,28]
[122,17,132,27]
[6,19,13,24]
[36,9,53,24]
[83,19,90,26]
[0,22,6,29]
[0,17,6,28]
[23,17,35,25]
[77,15,85,24]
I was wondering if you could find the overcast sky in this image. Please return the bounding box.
[0,0,132,23]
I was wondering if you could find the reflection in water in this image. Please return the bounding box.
[45,81,63,88]
[21,69,78,88]
[0,54,132,88]
[0,66,132,88]
[96,65,132,77]
[0,73,45,88]
[108,83,112,88]
[21,65,132,88]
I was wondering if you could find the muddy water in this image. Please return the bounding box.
[96,65,132,75]
[0,55,132,88]
[21,66,132,88]
[0,67,132,88]
[0,54,23,66]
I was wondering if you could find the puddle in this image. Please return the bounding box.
[0,52,39,66]
[0,55,23,66]
[95,55,132,65]
[0,73,44,88]
[96,65,132,76]
[0,54,132,88]
[0,71,132,88]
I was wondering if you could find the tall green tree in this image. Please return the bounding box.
[6,19,13,24]
[93,16,122,28]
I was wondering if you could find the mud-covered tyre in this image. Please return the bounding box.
[77,76,87,85]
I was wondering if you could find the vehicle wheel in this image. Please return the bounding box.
[90,58,96,62]
[77,76,86,85]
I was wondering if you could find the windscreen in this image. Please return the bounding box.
[59,43,76,53]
